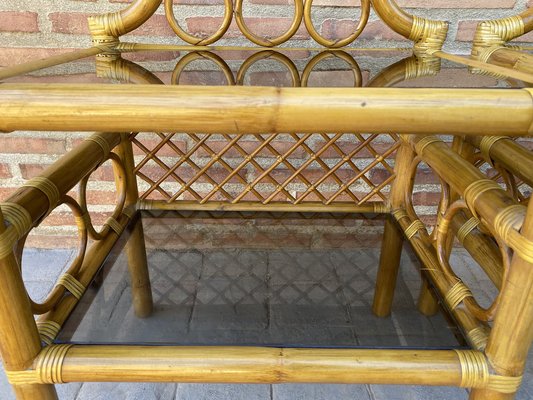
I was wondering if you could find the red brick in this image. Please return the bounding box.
[186,17,309,40]
[0,11,39,33]
[0,137,66,154]
[322,19,406,42]
[49,12,90,34]
[0,164,11,179]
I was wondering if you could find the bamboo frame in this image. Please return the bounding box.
[1,85,532,135]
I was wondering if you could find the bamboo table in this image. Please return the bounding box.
[1,1,533,399]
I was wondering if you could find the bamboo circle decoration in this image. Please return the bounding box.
[236,51,300,87]
[164,0,233,45]
[301,51,363,87]
[19,195,88,315]
[172,52,235,86]
[235,0,304,47]
[435,199,513,322]
[304,0,370,48]
[78,152,128,241]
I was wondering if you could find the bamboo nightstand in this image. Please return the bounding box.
[1,1,533,399]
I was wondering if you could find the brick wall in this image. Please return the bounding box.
[0,1,531,246]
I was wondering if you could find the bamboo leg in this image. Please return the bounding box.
[0,211,57,399]
[113,133,153,318]
[372,141,414,317]
[470,199,533,399]
[417,279,439,316]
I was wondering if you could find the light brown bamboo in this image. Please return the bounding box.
[2,133,120,226]
[466,136,533,189]
[373,142,414,317]
[112,133,152,318]
[1,85,533,136]
[139,200,387,214]
[486,48,533,75]
[58,346,462,385]
[371,0,413,39]
[0,47,105,81]
[470,198,533,399]
[0,211,58,399]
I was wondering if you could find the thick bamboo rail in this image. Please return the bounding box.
[138,200,387,214]
[52,346,464,385]
[1,85,533,136]
[466,136,533,189]
[484,48,533,75]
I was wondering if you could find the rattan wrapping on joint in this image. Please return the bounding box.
[76,213,91,230]
[0,227,17,260]
[457,217,480,244]
[493,204,533,263]
[445,281,473,310]
[454,350,490,388]
[0,202,32,237]
[409,16,448,55]
[467,327,488,351]
[480,136,507,167]
[122,205,137,219]
[22,177,60,214]
[85,135,111,160]
[463,179,502,218]
[414,136,442,156]
[56,273,85,300]
[35,344,73,384]
[106,216,123,235]
[37,321,62,345]
[392,208,409,221]
[404,220,425,239]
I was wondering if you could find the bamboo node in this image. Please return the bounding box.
[37,321,62,345]
[22,177,60,214]
[467,327,488,351]
[105,216,124,235]
[445,281,472,310]
[480,136,508,167]
[414,136,441,156]
[35,344,73,384]
[404,219,425,239]
[463,179,501,218]
[454,350,489,388]
[409,16,448,57]
[457,217,480,244]
[5,369,39,385]
[85,134,112,160]
[57,273,85,300]
[0,202,32,238]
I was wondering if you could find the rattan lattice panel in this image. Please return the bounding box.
[132,133,399,205]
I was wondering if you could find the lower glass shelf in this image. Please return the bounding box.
[56,210,465,349]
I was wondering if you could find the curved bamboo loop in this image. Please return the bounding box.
[35,344,73,384]
[301,51,362,87]
[237,51,300,87]
[235,0,304,47]
[88,0,162,44]
[37,321,61,345]
[303,0,370,48]
[172,52,235,86]
[27,195,88,315]
[78,152,127,241]
[165,0,233,45]
[22,177,60,215]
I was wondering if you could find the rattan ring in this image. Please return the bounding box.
[235,0,303,47]
[165,0,233,45]
[301,51,362,87]
[303,0,370,48]
[172,51,235,86]
[237,51,300,87]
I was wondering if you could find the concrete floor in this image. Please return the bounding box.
[1,212,532,399]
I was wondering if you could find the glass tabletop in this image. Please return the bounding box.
[56,210,466,349]
[1,45,527,88]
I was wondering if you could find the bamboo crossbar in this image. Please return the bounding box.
[45,346,464,385]
[138,200,388,214]
[1,85,533,135]
[466,136,533,189]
